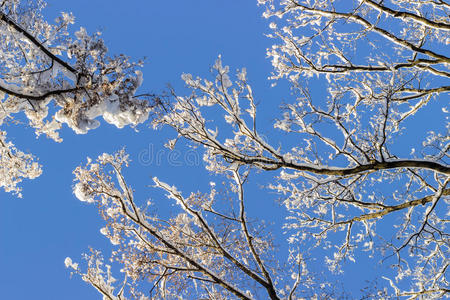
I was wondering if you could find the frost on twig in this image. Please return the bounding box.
[154,0,449,296]
[0,0,157,196]
[71,150,334,299]
[70,0,448,298]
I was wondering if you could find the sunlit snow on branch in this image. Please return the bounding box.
[0,0,156,195]
[67,0,449,298]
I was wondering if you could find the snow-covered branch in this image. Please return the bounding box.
[0,0,156,196]
[67,0,448,298]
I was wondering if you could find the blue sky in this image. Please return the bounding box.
[1,1,445,299]
[0,1,284,299]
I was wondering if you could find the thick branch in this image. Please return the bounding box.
[364,0,450,31]
[226,154,450,176]
[338,188,450,224]
[0,83,80,101]
[0,11,77,74]
[393,86,450,101]
[288,2,450,63]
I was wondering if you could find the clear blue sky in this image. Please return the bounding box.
[0,1,442,299]
[0,1,282,299]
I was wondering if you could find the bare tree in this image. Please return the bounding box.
[0,0,152,196]
[69,0,449,299]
